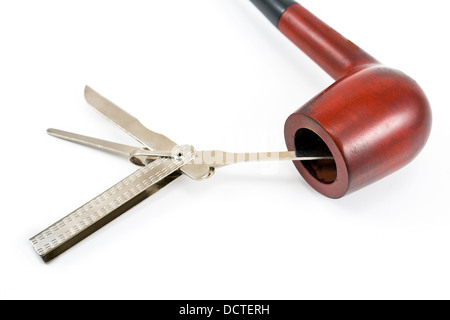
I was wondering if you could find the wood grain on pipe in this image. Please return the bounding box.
[252,0,432,198]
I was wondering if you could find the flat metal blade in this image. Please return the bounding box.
[30,146,195,262]
[83,86,213,180]
[48,128,141,158]
[84,86,178,152]
[193,150,334,167]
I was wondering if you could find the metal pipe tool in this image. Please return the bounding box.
[31,0,431,262]
[30,86,331,262]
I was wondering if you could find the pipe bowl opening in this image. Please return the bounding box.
[295,128,337,184]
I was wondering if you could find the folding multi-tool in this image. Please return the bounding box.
[30,1,431,262]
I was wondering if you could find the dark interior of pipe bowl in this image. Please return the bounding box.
[295,128,337,184]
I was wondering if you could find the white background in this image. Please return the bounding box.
[1,0,449,300]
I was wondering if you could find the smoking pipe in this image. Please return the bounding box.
[250,0,432,198]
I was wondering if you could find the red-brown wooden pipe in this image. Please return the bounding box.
[251,0,432,198]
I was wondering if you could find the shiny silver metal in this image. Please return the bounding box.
[84,86,213,181]
[134,150,333,167]
[48,128,140,158]
[31,86,334,263]
[47,128,170,166]
[30,145,195,262]
[193,150,332,167]
[47,129,332,168]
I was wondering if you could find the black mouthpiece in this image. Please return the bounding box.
[250,0,297,27]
